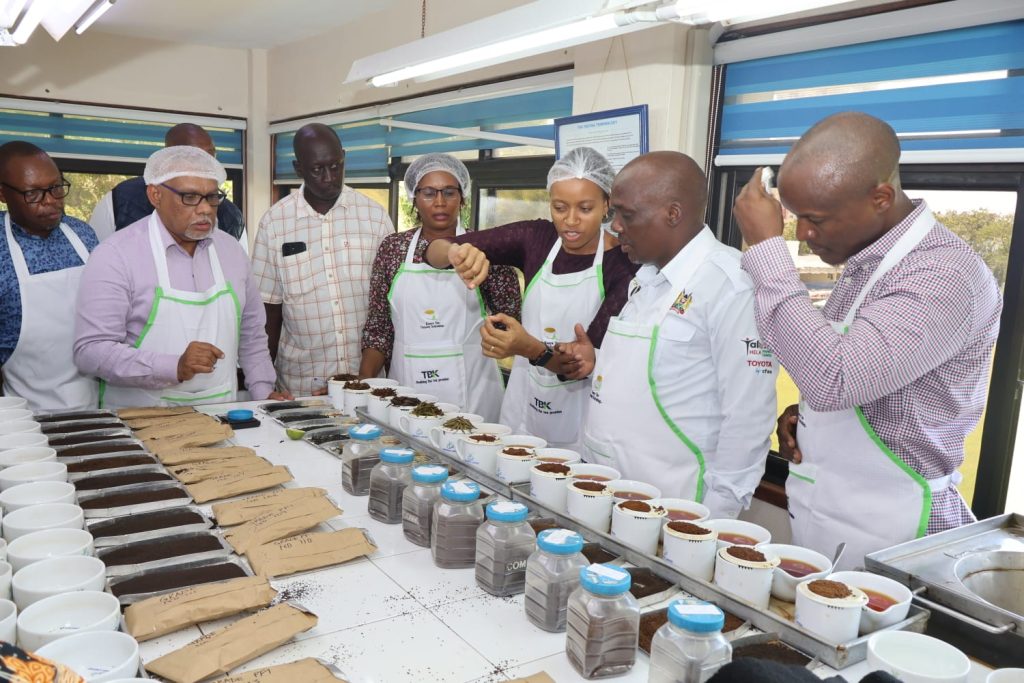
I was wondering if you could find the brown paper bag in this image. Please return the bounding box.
[148,424,235,453]
[128,411,220,433]
[158,446,259,466]
[139,416,224,443]
[124,575,276,642]
[211,659,346,683]
[117,406,195,420]
[224,495,342,554]
[184,466,293,503]
[508,674,556,683]
[213,487,328,526]
[247,528,377,577]
[170,457,274,484]
[145,603,317,683]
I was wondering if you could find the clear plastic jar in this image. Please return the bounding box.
[402,464,449,547]
[431,480,484,569]
[648,599,731,683]
[342,423,384,495]
[475,501,536,596]
[368,447,414,523]
[525,529,588,632]
[566,563,640,679]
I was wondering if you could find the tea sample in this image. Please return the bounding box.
[343,381,370,390]
[535,463,571,475]
[863,588,898,612]
[502,447,532,457]
[80,485,189,510]
[718,532,758,546]
[733,640,810,667]
[573,474,611,482]
[573,480,607,493]
[111,562,248,598]
[640,608,745,655]
[35,411,112,423]
[74,471,173,491]
[667,521,711,536]
[371,387,397,398]
[582,544,617,565]
[101,533,224,567]
[66,454,156,473]
[90,508,207,539]
[726,546,766,563]
[57,442,144,458]
[331,373,358,382]
[665,508,701,521]
[626,567,673,601]
[528,518,559,535]
[389,396,420,407]
[612,490,652,501]
[778,558,821,578]
[468,433,498,443]
[410,402,443,417]
[808,579,852,600]
[442,416,475,431]
[41,421,124,434]
[49,433,128,447]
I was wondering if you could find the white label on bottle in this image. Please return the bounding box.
[675,604,721,616]
[418,465,447,476]
[546,529,576,544]
[490,501,523,514]
[451,481,475,494]
[588,563,627,580]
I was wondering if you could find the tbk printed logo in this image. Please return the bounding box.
[420,369,440,379]
[529,395,562,416]
[415,368,449,385]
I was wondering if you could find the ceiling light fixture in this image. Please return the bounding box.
[10,0,45,44]
[75,0,115,35]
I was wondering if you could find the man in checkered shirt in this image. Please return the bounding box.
[734,112,1001,568]
[251,124,394,396]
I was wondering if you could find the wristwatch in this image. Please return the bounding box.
[529,341,556,367]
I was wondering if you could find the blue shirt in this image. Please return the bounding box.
[0,212,98,365]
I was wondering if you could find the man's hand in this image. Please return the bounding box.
[776,403,803,463]
[733,167,785,248]
[268,390,294,401]
[554,324,596,380]
[176,342,224,382]
[448,242,489,290]
[480,314,532,359]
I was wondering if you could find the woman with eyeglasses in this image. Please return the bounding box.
[359,153,520,421]
[424,147,639,452]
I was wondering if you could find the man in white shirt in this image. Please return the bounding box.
[251,123,394,396]
[563,151,778,517]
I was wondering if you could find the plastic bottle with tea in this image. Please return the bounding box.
[525,529,588,632]
[368,447,415,524]
[402,464,449,547]
[566,563,640,679]
[342,423,384,495]
[648,599,732,683]
[432,480,484,569]
[475,501,536,596]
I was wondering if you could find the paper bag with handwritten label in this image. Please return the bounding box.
[117,406,194,420]
[224,495,342,554]
[170,456,275,484]
[157,445,259,466]
[247,528,377,577]
[184,465,293,503]
[211,658,347,683]
[213,487,328,526]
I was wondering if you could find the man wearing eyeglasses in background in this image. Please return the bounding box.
[73,146,290,408]
[0,141,99,411]
[251,123,394,396]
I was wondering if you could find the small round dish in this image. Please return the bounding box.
[226,409,254,422]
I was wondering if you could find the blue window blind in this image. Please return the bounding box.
[0,109,244,166]
[274,86,571,181]
[718,20,1024,163]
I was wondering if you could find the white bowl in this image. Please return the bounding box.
[569,463,621,483]
[987,670,1024,683]
[0,481,76,512]
[502,433,547,450]
[829,570,913,634]
[867,631,970,683]
[0,446,57,470]
[7,527,94,573]
[0,432,48,451]
[533,447,581,466]
[0,397,27,411]
[0,420,41,436]
[35,630,140,682]
[0,461,68,490]
[0,408,33,423]
[4,503,84,541]
[758,543,832,602]
[658,498,710,523]
[364,378,399,389]
[704,518,771,550]
[795,578,868,643]
[12,555,106,610]
[608,479,661,502]
[0,599,15,644]
[714,545,779,609]
[17,590,120,651]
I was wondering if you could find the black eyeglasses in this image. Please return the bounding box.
[1,180,71,204]
[160,183,227,207]
[415,187,461,202]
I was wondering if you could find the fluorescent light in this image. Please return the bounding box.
[74,0,113,34]
[667,0,854,25]
[0,0,29,28]
[11,0,45,44]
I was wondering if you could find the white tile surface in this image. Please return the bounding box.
[137,625,203,664]
[372,548,486,608]
[331,513,423,559]
[502,651,651,683]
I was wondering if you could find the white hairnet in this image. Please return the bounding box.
[547,146,615,196]
[404,153,471,201]
[143,145,226,186]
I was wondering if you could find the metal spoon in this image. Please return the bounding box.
[831,542,847,569]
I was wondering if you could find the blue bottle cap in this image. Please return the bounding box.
[485,501,529,522]
[379,447,414,464]
[579,563,631,596]
[411,464,449,484]
[440,480,480,502]
[667,599,725,633]
[226,409,253,422]
[349,424,383,441]
[537,529,584,555]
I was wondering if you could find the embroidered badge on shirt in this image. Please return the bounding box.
[670,291,693,316]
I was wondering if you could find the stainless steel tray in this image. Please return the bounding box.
[257,399,331,415]
[54,437,146,457]
[108,555,253,605]
[47,428,133,447]
[98,530,232,577]
[33,409,117,423]
[78,481,193,518]
[272,407,346,426]
[88,505,213,548]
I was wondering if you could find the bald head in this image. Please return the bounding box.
[293,123,344,210]
[619,151,707,229]
[165,123,215,157]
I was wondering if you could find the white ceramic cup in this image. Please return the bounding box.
[0,481,76,512]
[566,479,614,532]
[987,670,1024,683]
[608,479,662,503]
[0,539,6,562]
[704,518,772,550]
[611,499,667,554]
[0,433,48,451]
[658,498,711,523]
[495,445,537,483]
[343,384,373,416]
[0,409,33,424]
[501,433,547,450]
[758,543,832,602]
[866,631,970,683]
[0,461,68,491]
[0,561,10,601]
[386,393,439,429]
[327,376,353,410]
[795,578,868,643]
[7,528,94,574]
[12,555,106,610]
[533,447,581,466]
[401,412,445,440]
[36,630,141,683]
[714,545,780,609]
[0,420,41,436]
[366,385,410,423]
[0,446,57,470]
[3,503,84,541]
[455,426,510,473]
[828,570,913,634]
[529,462,573,513]
[364,378,400,390]
[428,412,484,453]
[662,519,718,581]
[0,397,27,411]
[569,463,621,484]
[0,598,16,644]
[17,589,120,651]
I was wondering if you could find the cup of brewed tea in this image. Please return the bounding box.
[657,498,710,524]
[828,570,913,634]
[607,479,661,503]
[703,518,771,550]
[757,543,832,602]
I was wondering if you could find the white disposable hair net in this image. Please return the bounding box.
[546,146,615,196]
[144,145,226,186]
[404,153,471,201]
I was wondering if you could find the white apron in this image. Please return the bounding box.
[500,239,605,450]
[388,228,504,421]
[3,215,98,411]
[788,206,959,570]
[100,214,240,409]
[583,274,705,501]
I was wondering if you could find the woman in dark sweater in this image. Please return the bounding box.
[425,147,638,451]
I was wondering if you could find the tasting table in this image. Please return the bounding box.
[129,400,994,683]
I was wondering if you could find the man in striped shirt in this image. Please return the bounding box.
[734,112,1001,568]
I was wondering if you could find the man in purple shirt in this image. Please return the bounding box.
[734,112,1000,569]
[73,146,290,408]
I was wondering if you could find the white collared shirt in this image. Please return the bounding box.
[620,226,778,517]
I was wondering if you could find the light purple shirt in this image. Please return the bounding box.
[73,214,276,400]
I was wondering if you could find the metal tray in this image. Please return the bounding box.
[286,417,354,432]
[108,555,253,605]
[64,454,162,481]
[39,418,126,435]
[98,530,233,577]
[258,399,331,414]
[272,407,346,425]
[53,437,146,457]
[71,466,175,492]
[47,428,133,447]
[88,506,213,548]
[78,481,193,518]
[32,409,117,423]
